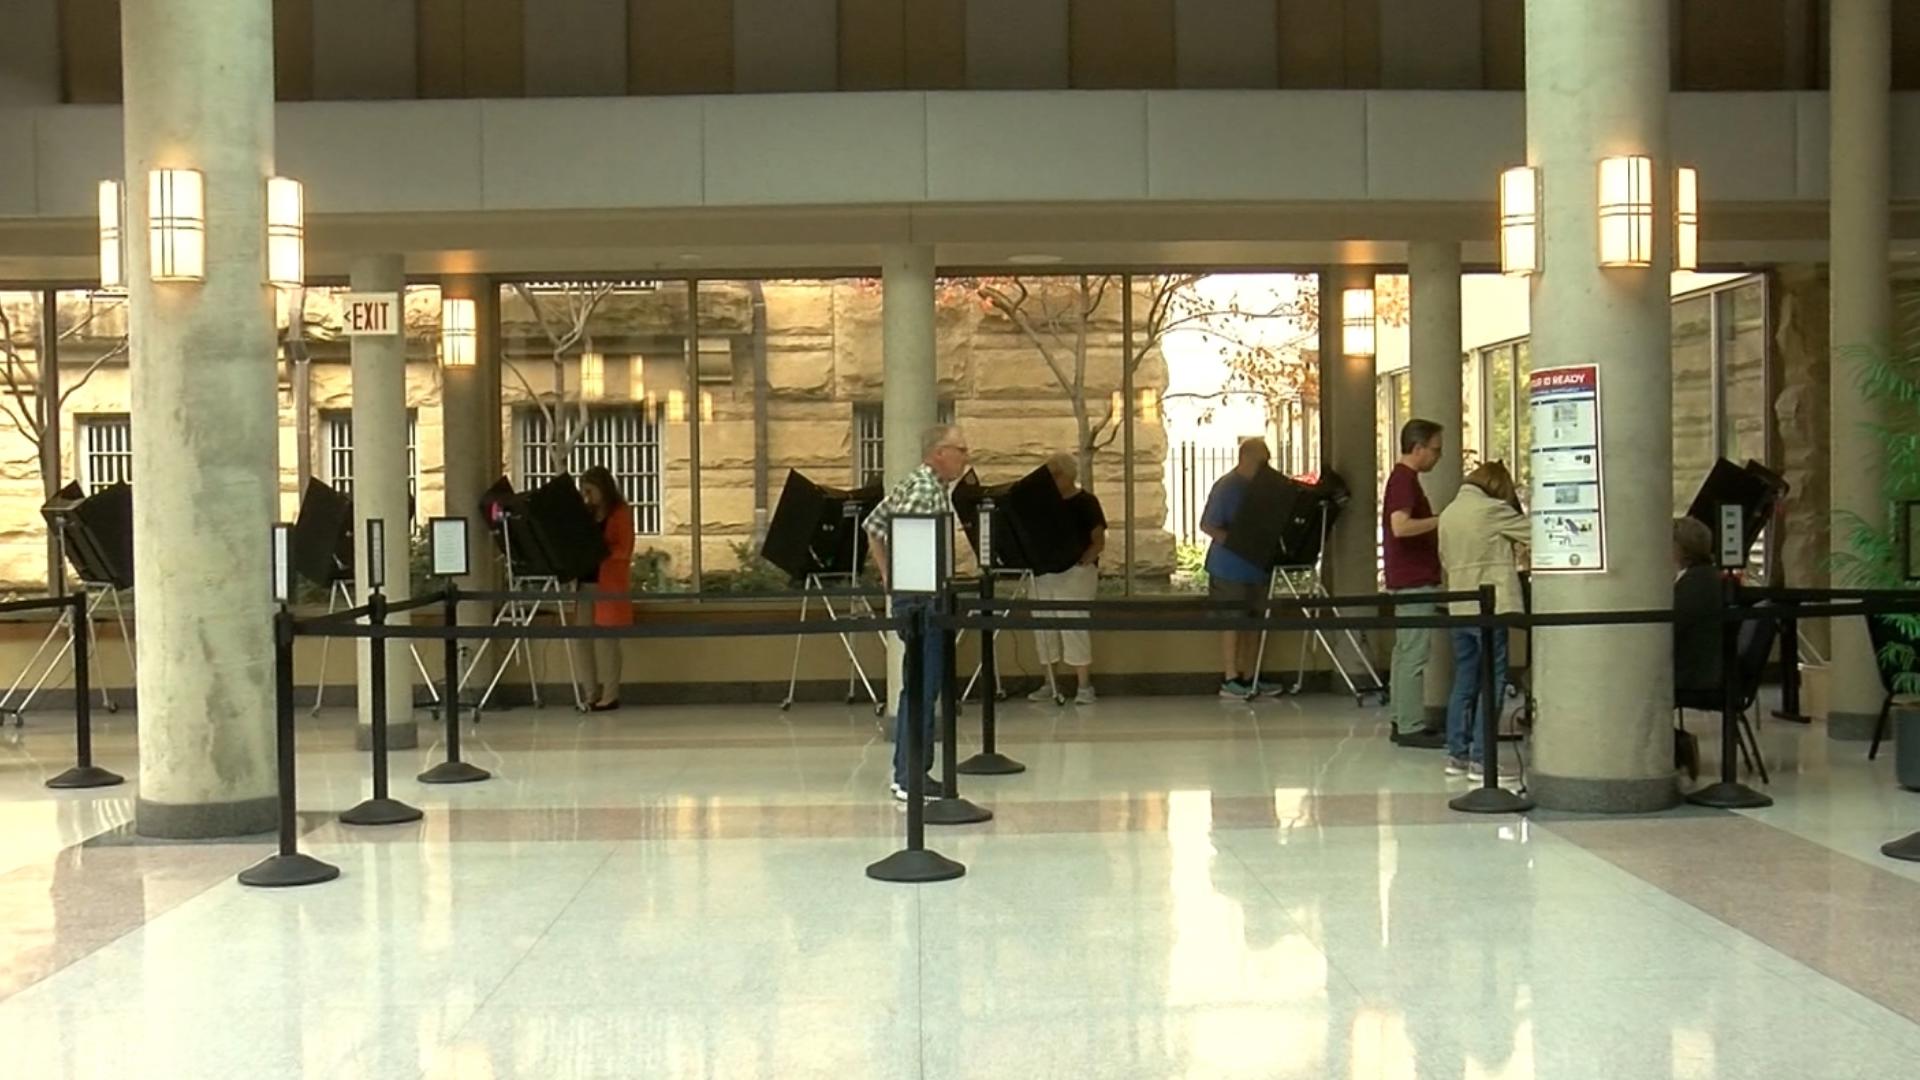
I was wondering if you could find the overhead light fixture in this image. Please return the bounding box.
[265,176,304,288]
[440,298,476,367]
[1341,288,1376,358]
[1674,166,1699,273]
[1598,155,1654,268]
[580,350,605,400]
[97,180,124,291]
[148,168,205,282]
[1499,166,1539,276]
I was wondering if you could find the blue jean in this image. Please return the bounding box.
[893,599,942,788]
[1447,627,1508,761]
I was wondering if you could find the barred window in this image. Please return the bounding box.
[321,410,419,512]
[852,401,955,486]
[517,405,664,535]
[77,414,133,493]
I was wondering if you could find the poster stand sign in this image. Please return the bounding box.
[1528,364,1606,573]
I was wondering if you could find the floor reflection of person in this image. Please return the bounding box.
[1028,452,1106,706]
[577,465,634,712]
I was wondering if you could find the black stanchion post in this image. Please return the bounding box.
[240,603,341,888]
[1772,610,1808,723]
[45,590,123,790]
[1450,584,1533,815]
[1884,830,1920,863]
[958,567,1025,776]
[926,585,992,825]
[867,603,965,883]
[1688,576,1773,808]
[340,571,424,825]
[420,582,490,784]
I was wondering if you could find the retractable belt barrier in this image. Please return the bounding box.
[0,593,124,791]
[238,581,1920,888]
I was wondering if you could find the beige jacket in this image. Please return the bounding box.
[1438,485,1531,615]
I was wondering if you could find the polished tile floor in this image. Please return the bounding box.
[3,692,1920,1079]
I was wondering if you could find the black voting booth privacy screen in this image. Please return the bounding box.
[1222,467,1347,572]
[952,466,1081,575]
[1686,459,1788,559]
[291,478,354,587]
[478,475,607,582]
[41,482,134,590]
[760,470,881,580]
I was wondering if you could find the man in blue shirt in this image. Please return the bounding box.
[1200,438,1274,698]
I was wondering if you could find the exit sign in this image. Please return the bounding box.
[342,292,400,336]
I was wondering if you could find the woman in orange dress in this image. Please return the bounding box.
[579,466,634,711]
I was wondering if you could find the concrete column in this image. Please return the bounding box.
[1524,0,1677,811]
[1826,0,1892,740]
[439,276,499,677]
[122,0,278,838]
[882,246,937,713]
[351,255,416,749]
[1409,241,1465,722]
[1320,267,1378,599]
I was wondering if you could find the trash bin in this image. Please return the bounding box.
[1897,707,1920,792]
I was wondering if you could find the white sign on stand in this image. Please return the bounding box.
[1528,364,1606,572]
[342,292,400,336]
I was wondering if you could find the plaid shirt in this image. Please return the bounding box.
[864,463,954,546]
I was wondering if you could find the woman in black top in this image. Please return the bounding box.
[1028,452,1106,705]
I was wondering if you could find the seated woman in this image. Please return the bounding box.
[1671,517,1722,778]
[1437,462,1528,782]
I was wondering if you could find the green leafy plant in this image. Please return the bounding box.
[1172,541,1210,593]
[630,547,677,593]
[701,541,795,594]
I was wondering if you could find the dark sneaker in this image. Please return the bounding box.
[1218,679,1254,700]
[1392,730,1447,749]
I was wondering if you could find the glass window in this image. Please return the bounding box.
[516,405,665,535]
[852,400,954,487]
[320,408,421,511]
[1671,292,1717,514]
[77,413,133,492]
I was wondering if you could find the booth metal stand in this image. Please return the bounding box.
[0,579,133,724]
[1251,505,1385,704]
[457,513,584,716]
[310,570,440,716]
[959,567,1033,704]
[780,503,886,714]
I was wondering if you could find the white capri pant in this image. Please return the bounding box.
[1031,563,1098,667]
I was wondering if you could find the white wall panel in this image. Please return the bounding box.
[734,0,838,93]
[482,99,702,209]
[1379,0,1482,89]
[928,92,1146,201]
[0,111,39,215]
[524,0,628,97]
[278,103,482,213]
[1149,92,1364,199]
[1794,93,1828,198]
[1366,93,1523,200]
[966,0,1070,89]
[31,106,121,217]
[705,94,926,204]
[1671,93,1801,202]
[1173,0,1278,88]
[313,0,417,100]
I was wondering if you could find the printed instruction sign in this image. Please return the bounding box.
[1528,364,1606,572]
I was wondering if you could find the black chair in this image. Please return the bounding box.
[1676,603,1778,784]
[1866,614,1920,761]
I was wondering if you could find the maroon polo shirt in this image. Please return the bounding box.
[1381,463,1442,589]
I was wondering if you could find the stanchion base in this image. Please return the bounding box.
[924,797,994,825]
[1449,785,1536,815]
[1686,781,1774,809]
[238,852,341,889]
[339,797,425,826]
[956,752,1026,776]
[1771,710,1812,725]
[45,765,125,790]
[1882,831,1920,863]
[418,761,491,784]
[865,848,966,883]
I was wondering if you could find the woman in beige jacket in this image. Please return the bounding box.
[1437,462,1530,779]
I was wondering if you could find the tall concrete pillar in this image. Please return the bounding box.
[1320,267,1378,599]
[351,255,416,749]
[1826,0,1892,740]
[882,246,937,712]
[439,276,499,681]
[122,0,279,837]
[1409,242,1465,722]
[1524,0,1677,811]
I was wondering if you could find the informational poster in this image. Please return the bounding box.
[1528,364,1606,572]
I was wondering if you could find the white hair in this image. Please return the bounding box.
[921,424,964,457]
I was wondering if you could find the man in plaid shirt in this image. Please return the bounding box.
[865,424,970,801]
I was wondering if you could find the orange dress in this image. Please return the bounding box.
[592,505,635,627]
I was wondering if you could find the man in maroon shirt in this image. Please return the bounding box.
[1382,419,1447,748]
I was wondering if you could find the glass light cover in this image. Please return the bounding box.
[440,298,476,367]
[266,176,304,288]
[148,168,205,282]
[1674,166,1699,273]
[1341,288,1376,358]
[97,180,124,290]
[1499,166,1538,276]
[1598,155,1654,268]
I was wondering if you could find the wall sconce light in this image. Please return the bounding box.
[1598,155,1654,268]
[1139,388,1160,425]
[699,390,715,424]
[580,350,605,400]
[148,168,205,282]
[667,389,687,423]
[1499,166,1539,276]
[97,180,124,291]
[1674,166,1699,273]
[1341,288,1376,358]
[265,176,304,288]
[439,298,476,367]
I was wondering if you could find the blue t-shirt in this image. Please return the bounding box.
[1202,472,1268,584]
